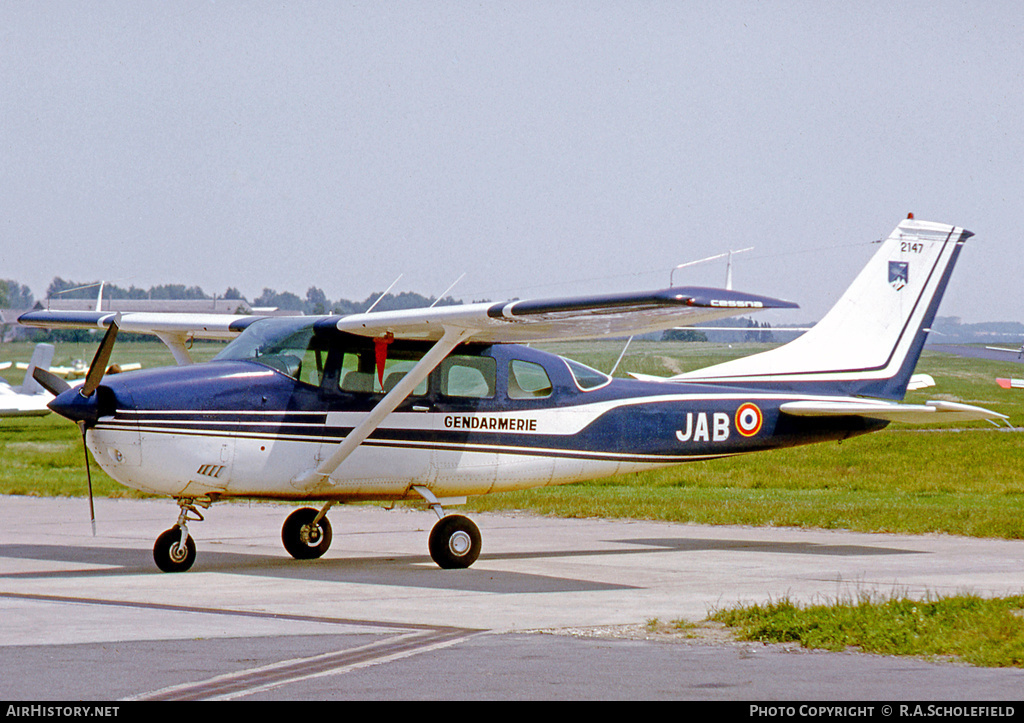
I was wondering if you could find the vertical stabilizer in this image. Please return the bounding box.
[672,218,971,399]
[19,343,55,396]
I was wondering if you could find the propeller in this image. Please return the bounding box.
[40,314,121,536]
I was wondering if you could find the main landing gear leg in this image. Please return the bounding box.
[153,497,209,573]
[414,486,481,570]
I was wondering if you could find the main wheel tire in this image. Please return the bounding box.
[282,507,333,560]
[428,514,481,569]
[153,527,196,573]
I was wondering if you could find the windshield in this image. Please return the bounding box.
[215,318,325,385]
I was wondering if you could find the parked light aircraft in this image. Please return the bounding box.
[983,342,1024,390]
[0,344,57,418]
[19,359,141,379]
[20,216,1005,572]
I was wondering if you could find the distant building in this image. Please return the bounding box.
[29,298,302,317]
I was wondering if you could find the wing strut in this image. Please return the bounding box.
[291,326,471,489]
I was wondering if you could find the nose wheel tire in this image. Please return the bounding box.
[154,527,197,573]
[282,507,333,560]
[428,514,481,569]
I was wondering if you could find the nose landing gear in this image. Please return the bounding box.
[153,497,210,573]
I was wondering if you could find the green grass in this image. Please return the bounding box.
[706,593,1024,668]
[0,416,153,498]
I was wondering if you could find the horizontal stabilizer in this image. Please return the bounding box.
[780,399,1006,424]
[907,373,935,390]
[997,378,1024,390]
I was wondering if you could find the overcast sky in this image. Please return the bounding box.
[2,1,1022,323]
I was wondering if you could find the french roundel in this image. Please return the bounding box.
[735,403,763,437]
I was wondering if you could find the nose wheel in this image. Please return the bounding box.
[152,497,208,572]
[153,527,196,573]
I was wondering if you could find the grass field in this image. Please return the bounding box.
[3,338,1023,666]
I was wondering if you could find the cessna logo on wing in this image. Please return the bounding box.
[710,299,764,308]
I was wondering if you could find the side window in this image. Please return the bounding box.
[338,349,428,395]
[508,360,552,399]
[439,356,496,399]
[296,345,327,387]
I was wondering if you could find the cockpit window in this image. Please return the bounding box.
[563,357,610,391]
[214,318,326,386]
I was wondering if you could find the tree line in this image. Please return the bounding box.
[2,277,462,316]
[3,277,782,344]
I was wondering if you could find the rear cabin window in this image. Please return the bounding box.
[439,356,496,399]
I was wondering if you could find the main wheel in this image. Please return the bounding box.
[282,507,333,560]
[428,514,481,569]
[154,527,196,573]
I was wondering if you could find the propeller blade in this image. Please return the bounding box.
[81,313,121,398]
[33,367,71,396]
[78,421,96,537]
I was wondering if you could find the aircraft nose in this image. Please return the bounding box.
[48,387,101,425]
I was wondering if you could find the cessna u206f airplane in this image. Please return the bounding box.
[20,217,1005,572]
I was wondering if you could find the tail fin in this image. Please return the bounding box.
[672,217,971,399]
[19,343,55,396]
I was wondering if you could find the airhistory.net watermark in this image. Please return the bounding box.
[6,706,119,718]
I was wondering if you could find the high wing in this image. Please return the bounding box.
[18,311,262,364]
[332,287,796,343]
[19,286,796,352]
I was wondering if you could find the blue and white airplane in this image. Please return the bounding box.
[20,216,1004,572]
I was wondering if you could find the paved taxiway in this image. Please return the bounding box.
[2,496,1023,700]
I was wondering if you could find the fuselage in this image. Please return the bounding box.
[64,329,885,501]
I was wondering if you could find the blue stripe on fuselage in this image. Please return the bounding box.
[97,361,883,464]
